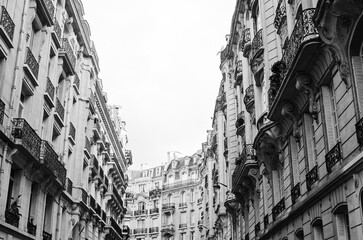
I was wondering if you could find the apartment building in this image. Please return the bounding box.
[124,165,164,240]
[0,1,131,240]
[212,0,363,240]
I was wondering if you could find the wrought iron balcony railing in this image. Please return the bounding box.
[163,179,199,190]
[274,0,286,31]
[220,46,228,62]
[60,38,76,75]
[306,165,318,191]
[134,209,147,216]
[134,228,148,234]
[179,223,187,229]
[84,137,91,158]
[55,98,65,123]
[244,84,255,114]
[179,202,187,208]
[291,182,301,205]
[5,208,20,227]
[12,118,42,160]
[68,122,76,144]
[325,142,342,174]
[51,18,61,48]
[41,140,66,186]
[272,197,285,221]
[149,188,161,198]
[0,99,5,125]
[43,230,52,240]
[89,196,96,212]
[81,188,88,204]
[149,208,159,214]
[240,28,251,53]
[0,6,15,42]
[162,203,175,211]
[27,219,37,235]
[235,111,245,136]
[149,227,159,233]
[66,178,72,195]
[356,117,363,147]
[24,47,39,81]
[110,217,123,237]
[102,210,107,223]
[251,29,263,58]
[73,74,80,94]
[45,78,55,104]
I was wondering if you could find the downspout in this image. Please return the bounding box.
[8,0,31,124]
[0,143,9,196]
[54,195,62,240]
[62,76,73,165]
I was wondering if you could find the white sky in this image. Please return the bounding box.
[83,1,236,169]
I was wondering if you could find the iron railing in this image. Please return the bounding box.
[272,197,285,221]
[66,178,72,195]
[27,219,37,235]
[25,47,39,79]
[12,118,41,160]
[55,98,64,122]
[0,99,5,125]
[244,85,255,114]
[53,18,61,41]
[291,183,300,204]
[73,74,80,92]
[45,78,55,102]
[41,140,66,186]
[325,142,342,174]
[0,6,15,40]
[149,227,159,233]
[251,29,263,58]
[81,188,88,204]
[356,117,363,147]
[274,0,286,30]
[69,122,76,142]
[149,208,159,214]
[43,0,55,18]
[163,179,199,190]
[61,38,76,70]
[43,230,52,240]
[306,165,318,191]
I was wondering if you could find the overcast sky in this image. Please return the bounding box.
[83,1,236,169]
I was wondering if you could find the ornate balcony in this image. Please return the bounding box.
[149,227,159,233]
[134,228,148,234]
[59,38,76,75]
[0,6,15,47]
[27,218,37,235]
[24,47,39,85]
[84,137,91,159]
[149,208,159,215]
[268,8,319,121]
[291,183,301,204]
[162,203,175,213]
[236,60,243,83]
[81,188,88,204]
[179,223,187,229]
[306,165,318,191]
[44,78,55,107]
[73,74,80,94]
[54,98,65,125]
[66,178,72,195]
[36,0,55,26]
[51,18,61,48]
[325,142,342,174]
[179,202,187,208]
[272,197,285,221]
[40,140,66,186]
[12,118,41,160]
[241,28,251,57]
[161,224,175,236]
[274,0,286,31]
[251,29,263,58]
[264,215,269,229]
[134,209,147,216]
[5,207,20,227]
[68,122,76,144]
[244,85,255,119]
[235,111,245,136]
[149,188,161,198]
[163,179,199,190]
[43,231,52,240]
[356,117,363,147]
[0,99,5,125]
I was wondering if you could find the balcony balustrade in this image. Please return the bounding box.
[43,231,52,240]
[51,18,61,47]
[134,209,147,216]
[5,207,20,227]
[0,99,4,125]
[235,111,245,136]
[264,215,269,229]
[0,6,15,44]
[55,98,65,123]
[244,85,255,115]
[306,165,318,191]
[91,156,99,173]
[325,142,342,174]
[179,223,187,229]
[93,121,101,140]
[44,78,55,105]
[163,179,199,190]
[81,188,88,204]
[40,140,66,186]
[134,228,148,234]
[291,182,301,204]
[149,208,159,214]
[251,29,263,58]
[96,204,101,217]
[149,227,159,233]
[269,8,318,116]
[27,218,37,235]
[59,38,76,75]
[36,0,55,26]
[272,197,285,221]
[162,203,175,212]
[220,46,229,62]
[84,137,91,158]
[24,47,39,84]
[66,178,72,195]
[241,28,251,55]
[12,118,41,160]
[179,202,187,208]
[68,122,76,144]
[73,74,80,94]
[113,185,123,206]
[274,0,286,31]
[161,224,175,235]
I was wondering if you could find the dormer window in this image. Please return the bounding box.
[156,167,161,176]
[172,161,177,169]
[185,158,190,166]
[142,171,147,177]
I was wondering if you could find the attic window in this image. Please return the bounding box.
[172,161,177,168]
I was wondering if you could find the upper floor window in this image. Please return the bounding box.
[334,204,351,240]
[149,169,153,177]
[143,171,147,177]
[172,161,177,168]
[252,2,261,33]
[138,201,146,211]
[139,184,146,193]
[156,167,161,175]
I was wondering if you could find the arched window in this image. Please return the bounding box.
[180,191,185,203]
[295,228,304,240]
[333,203,351,240]
[190,189,194,202]
[312,218,324,240]
[181,171,188,181]
[167,194,172,204]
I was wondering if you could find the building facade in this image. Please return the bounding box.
[212,0,363,240]
[0,1,131,240]
[124,165,164,240]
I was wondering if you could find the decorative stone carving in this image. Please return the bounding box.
[281,102,301,144]
[295,73,318,120]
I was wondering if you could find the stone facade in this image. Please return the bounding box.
[213,0,363,240]
[0,1,131,240]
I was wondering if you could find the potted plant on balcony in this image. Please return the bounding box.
[5,195,22,227]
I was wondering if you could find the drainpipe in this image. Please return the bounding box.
[8,0,32,125]
[0,143,9,196]
[62,76,73,165]
[54,195,62,240]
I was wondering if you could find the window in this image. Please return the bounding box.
[43,194,54,234]
[180,233,186,240]
[181,171,188,181]
[295,228,304,240]
[149,169,153,177]
[180,191,186,203]
[190,189,194,202]
[138,202,146,211]
[191,231,195,240]
[167,194,172,204]
[156,167,161,176]
[172,161,177,168]
[139,184,146,193]
[312,218,324,240]
[153,199,159,208]
[143,171,147,177]
[334,204,351,240]
[155,182,159,189]
[190,210,195,224]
